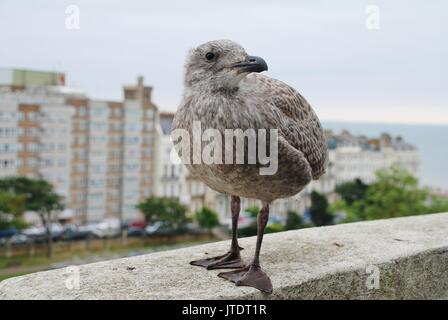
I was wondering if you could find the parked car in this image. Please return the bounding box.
[22,226,45,238]
[128,220,147,229]
[127,226,146,237]
[91,218,121,238]
[145,221,188,236]
[126,220,147,237]
[0,227,17,239]
[10,234,31,245]
[145,221,171,236]
[145,221,196,236]
[60,225,94,241]
[22,223,65,243]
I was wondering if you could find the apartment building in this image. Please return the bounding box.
[121,77,158,220]
[0,68,158,224]
[325,130,420,185]
[154,112,187,200]
[0,83,80,206]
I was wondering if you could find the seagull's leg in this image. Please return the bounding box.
[218,202,273,294]
[190,195,245,269]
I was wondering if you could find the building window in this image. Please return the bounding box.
[1,160,15,168]
[114,108,122,117]
[28,112,37,121]
[78,107,87,116]
[0,111,17,121]
[114,122,122,131]
[125,137,139,144]
[91,107,107,117]
[144,122,153,131]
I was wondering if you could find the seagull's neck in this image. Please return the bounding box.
[186,83,240,97]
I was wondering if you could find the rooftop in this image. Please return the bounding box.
[0,68,65,87]
[325,129,417,151]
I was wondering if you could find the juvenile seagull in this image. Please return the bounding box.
[172,40,328,293]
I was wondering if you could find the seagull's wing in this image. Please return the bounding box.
[249,74,328,179]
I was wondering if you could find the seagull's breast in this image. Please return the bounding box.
[172,73,325,201]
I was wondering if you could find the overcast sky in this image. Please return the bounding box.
[1,0,447,124]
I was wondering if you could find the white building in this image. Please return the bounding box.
[0,69,159,224]
[39,103,75,202]
[85,101,110,221]
[0,83,82,207]
[326,130,420,185]
[120,77,158,221]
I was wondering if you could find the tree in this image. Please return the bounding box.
[424,194,448,214]
[0,191,26,230]
[0,177,64,258]
[245,206,260,218]
[137,196,188,230]
[195,206,220,234]
[335,178,369,205]
[285,210,305,230]
[340,165,445,222]
[309,191,333,226]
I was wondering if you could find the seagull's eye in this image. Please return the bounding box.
[205,52,215,61]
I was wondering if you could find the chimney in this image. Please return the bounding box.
[137,76,144,100]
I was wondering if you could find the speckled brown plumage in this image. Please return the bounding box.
[172,41,328,202]
[173,39,328,293]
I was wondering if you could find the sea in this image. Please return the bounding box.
[322,121,448,191]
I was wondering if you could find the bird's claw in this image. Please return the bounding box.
[190,249,245,270]
[218,264,273,294]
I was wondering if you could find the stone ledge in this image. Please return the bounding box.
[1,213,448,299]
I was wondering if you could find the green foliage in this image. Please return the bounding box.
[285,210,305,230]
[0,191,26,229]
[265,223,284,234]
[137,196,188,230]
[309,191,334,226]
[0,177,64,258]
[241,209,306,235]
[335,178,369,205]
[237,206,262,237]
[195,206,220,231]
[245,206,260,218]
[339,165,447,222]
[424,195,448,213]
[238,225,258,238]
[0,177,64,215]
[239,221,285,236]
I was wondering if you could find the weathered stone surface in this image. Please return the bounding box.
[1,213,448,299]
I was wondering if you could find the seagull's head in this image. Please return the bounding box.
[184,40,268,91]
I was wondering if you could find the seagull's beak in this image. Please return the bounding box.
[232,55,268,73]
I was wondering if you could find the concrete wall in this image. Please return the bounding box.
[1,213,448,299]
